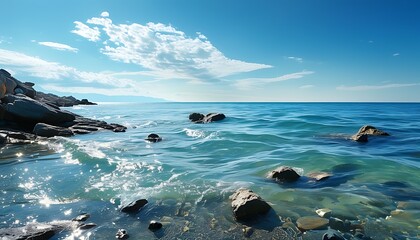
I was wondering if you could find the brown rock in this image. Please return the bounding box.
[230,188,271,221]
[351,134,368,142]
[355,125,390,136]
[296,216,329,231]
[307,172,332,181]
[268,166,301,182]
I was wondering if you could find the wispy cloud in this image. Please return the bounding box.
[234,70,314,89]
[71,21,101,42]
[38,41,78,52]
[286,56,303,63]
[393,53,400,57]
[300,84,314,89]
[71,13,271,81]
[337,83,418,91]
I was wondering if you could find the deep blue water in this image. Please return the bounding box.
[1,103,419,239]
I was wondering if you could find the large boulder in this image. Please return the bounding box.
[33,123,74,137]
[230,188,272,221]
[268,166,301,182]
[351,125,389,142]
[189,113,205,122]
[5,94,75,124]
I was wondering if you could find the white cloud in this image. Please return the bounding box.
[71,21,101,42]
[300,84,314,89]
[38,41,78,52]
[287,56,303,63]
[72,13,271,81]
[234,70,314,89]
[337,83,418,91]
[100,11,109,17]
[393,53,400,57]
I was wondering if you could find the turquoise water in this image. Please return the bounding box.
[1,103,419,239]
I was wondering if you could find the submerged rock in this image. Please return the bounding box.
[189,113,205,122]
[351,134,368,142]
[121,199,148,213]
[296,216,329,231]
[230,188,272,221]
[268,166,301,182]
[308,172,332,181]
[356,125,390,136]
[72,213,90,222]
[145,133,162,142]
[148,221,163,231]
[316,208,332,218]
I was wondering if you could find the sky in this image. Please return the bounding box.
[0,0,419,102]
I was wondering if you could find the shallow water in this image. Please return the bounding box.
[1,103,419,239]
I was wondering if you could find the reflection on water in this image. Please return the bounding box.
[1,103,420,239]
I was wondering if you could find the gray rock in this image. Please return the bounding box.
[0,133,7,144]
[230,188,272,221]
[5,94,75,124]
[33,123,74,137]
[78,223,96,230]
[121,199,148,213]
[268,166,301,182]
[116,228,129,239]
[0,220,80,240]
[72,213,90,222]
[351,134,368,142]
[145,133,162,142]
[296,216,329,231]
[189,113,205,122]
[203,113,226,123]
[329,217,351,232]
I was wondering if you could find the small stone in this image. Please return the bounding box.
[72,213,90,222]
[116,228,129,239]
[316,208,332,218]
[242,227,254,237]
[78,223,96,230]
[296,216,329,231]
[121,199,148,213]
[268,166,301,182]
[148,221,163,231]
[145,133,162,142]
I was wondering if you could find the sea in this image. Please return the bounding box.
[1,102,419,239]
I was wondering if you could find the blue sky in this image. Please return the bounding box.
[0,0,419,102]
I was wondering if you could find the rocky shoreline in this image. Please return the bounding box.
[0,69,126,144]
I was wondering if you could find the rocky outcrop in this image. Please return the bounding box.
[0,69,125,142]
[268,166,301,182]
[230,188,272,221]
[351,125,390,142]
[189,112,226,123]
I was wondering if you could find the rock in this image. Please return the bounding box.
[78,223,97,230]
[0,220,80,240]
[316,208,332,218]
[356,125,390,136]
[203,113,226,123]
[80,98,97,105]
[296,216,329,231]
[243,226,254,237]
[322,229,345,240]
[268,166,301,182]
[189,112,226,123]
[116,228,129,239]
[230,188,272,221]
[121,199,148,213]
[145,133,162,142]
[33,123,74,137]
[308,172,332,181]
[148,221,163,231]
[189,113,205,122]
[0,81,6,99]
[329,217,350,232]
[5,94,76,124]
[72,213,90,222]
[0,133,7,144]
[351,134,368,142]
[35,91,96,107]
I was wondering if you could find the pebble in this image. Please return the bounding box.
[316,208,332,218]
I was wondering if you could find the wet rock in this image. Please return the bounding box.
[145,133,162,143]
[72,213,90,222]
[0,220,80,240]
[203,113,226,123]
[33,123,74,137]
[268,166,301,182]
[189,112,226,123]
[296,216,329,231]
[351,134,368,142]
[116,228,129,239]
[78,223,97,230]
[121,199,148,213]
[0,133,7,144]
[148,221,163,231]
[243,226,254,237]
[35,91,97,107]
[189,113,205,122]
[308,172,332,181]
[356,125,390,136]
[329,217,351,232]
[322,229,345,240]
[316,208,332,218]
[230,188,272,221]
